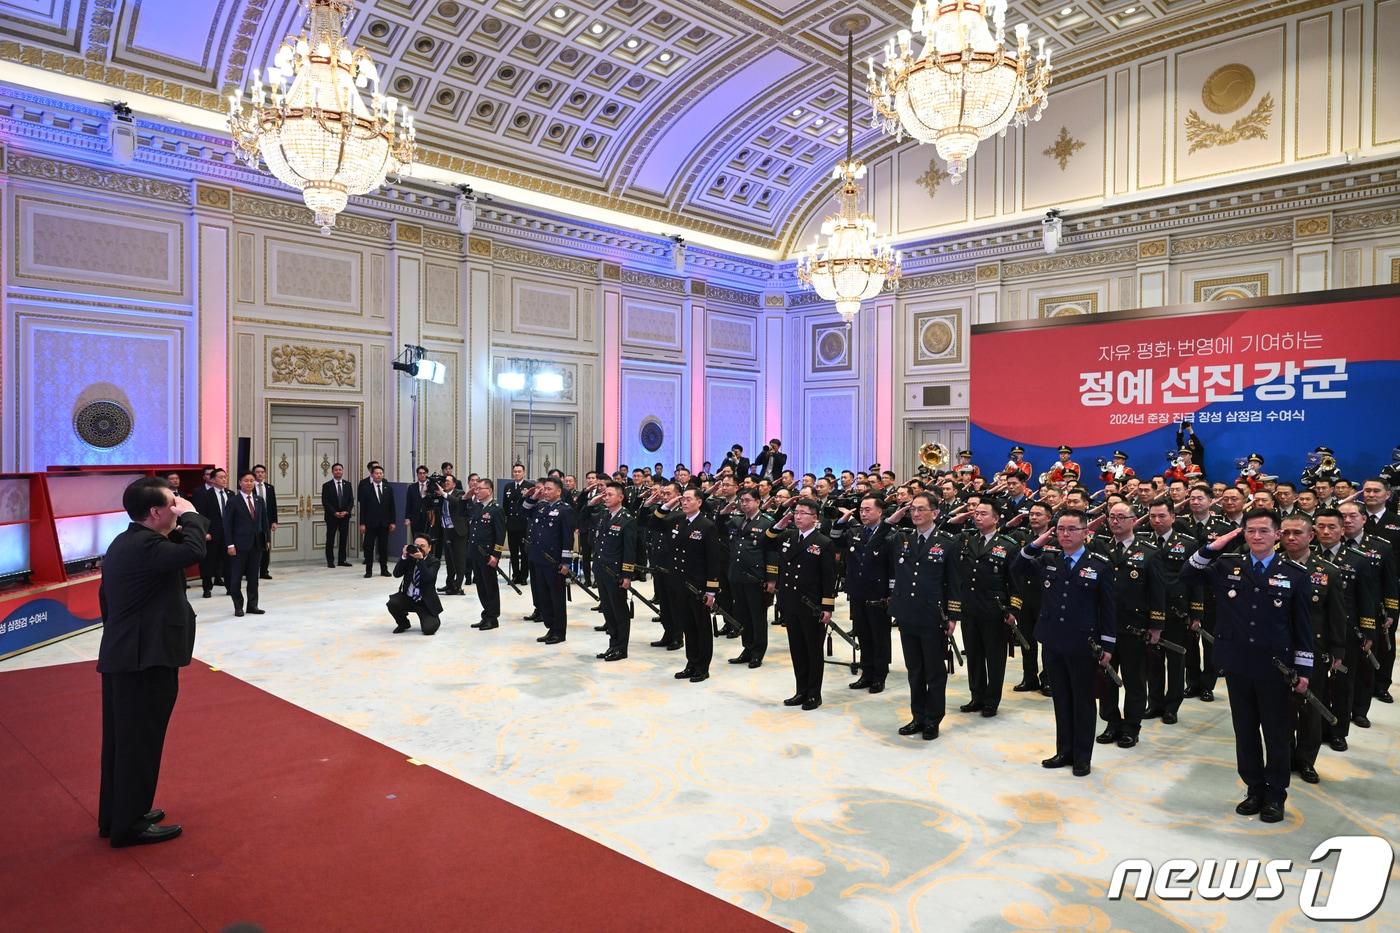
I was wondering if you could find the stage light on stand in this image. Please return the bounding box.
[108,101,136,165]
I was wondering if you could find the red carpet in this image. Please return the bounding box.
[0,661,780,932]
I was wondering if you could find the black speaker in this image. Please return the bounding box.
[594,442,605,476]
[236,436,251,477]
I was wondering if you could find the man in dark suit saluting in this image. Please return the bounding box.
[97,476,208,847]
[388,535,444,635]
[321,462,354,567]
[358,463,396,578]
[224,470,270,617]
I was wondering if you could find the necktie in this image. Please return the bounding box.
[336,480,342,499]
[218,490,226,511]
[1253,560,1265,575]
[376,484,382,502]
[246,494,255,517]
[1066,554,1077,571]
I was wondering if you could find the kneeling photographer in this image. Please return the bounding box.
[387,535,443,636]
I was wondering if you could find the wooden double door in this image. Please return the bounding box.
[267,405,356,564]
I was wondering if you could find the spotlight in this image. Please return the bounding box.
[590,22,605,34]
[1042,208,1063,254]
[495,370,526,392]
[455,184,477,235]
[533,371,564,394]
[108,101,136,165]
[670,234,686,273]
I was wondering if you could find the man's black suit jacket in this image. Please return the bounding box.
[223,492,271,552]
[322,478,354,518]
[754,448,787,479]
[97,512,209,673]
[255,482,279,524]
[359,482,397,527]
[393,554,443,616]
[194,487,230,543]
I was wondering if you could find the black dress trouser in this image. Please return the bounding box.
[1044,646,1098,765]
[99,667,179,843]
[781,605,824,699]
[900,627,947,727]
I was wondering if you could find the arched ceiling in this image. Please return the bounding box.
[0,0,1290,253]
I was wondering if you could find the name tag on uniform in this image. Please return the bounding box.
[610,524,622,532]
[807,544,821,555]
[1079,567,1098,580]
[690,530,703,540]
[1269,577,1290,589]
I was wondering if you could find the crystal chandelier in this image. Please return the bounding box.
[797,19,902,323]
[868,0,1051,183]
[227,0,416,234]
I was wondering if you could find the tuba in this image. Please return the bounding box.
[1320,453,1337,472]
[919,442,949,470]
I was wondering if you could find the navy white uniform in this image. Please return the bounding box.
[1012,544,1117,767]
[887,528,962,730]
[1181,548,1313,807]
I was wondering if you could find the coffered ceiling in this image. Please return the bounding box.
[0,0,1318,253]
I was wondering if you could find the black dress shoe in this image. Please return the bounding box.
[111,824,182,848]
[921,724,939,740]
[1353,715,1371,728]
[801,696,821,710]
[591,605,603,612]
[542,634,565,645]
[849,677,872,690]
[1096,727,1119,744]
[536,635,551,643]
[259,573,272,580]
[1072,762,1091,777]
[480,621,499,631]
[248,608,265,615]
[1117,734,1139,748]
[593,624,608,632]
[1142,707,1164,720]
[1328,736,1348,752]
[868,681,885,695]
[1012,679,1040,693]
[1199,690,1215,702]
[689,672,709,683]
[747,659,762,669]
[1235,794,1263,816]
[980,708,998,718]
[650,639,669,647]
[666,641,683,651]
[674,668,695,679]
[471,621,486,629]
[202,590,212,599]
[605,651,627,662]
[1300,765,1320,784]
[338,561,352,567]
[1183,686,1199,698]
[959,701,984,713]
[898,720,923,736]
[596,651,611,659]
[99,809,167,839]
[327,563,335,569]
[392,623,410,633]
[1377,690,1394,703]
[380,570,392,577]
[363,571,373,578]
[1040,684,1053,697]
[783,694,804,706]
[525,613,541,622]
[1041,754,1072,769]
[234,609,245,617]
[1260,802,1285,823]
[728,654,751,664]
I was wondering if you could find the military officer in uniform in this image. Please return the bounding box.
[1338,500,1398,728]
[956,501,1019,717]
[725,488,773,668]
[1181,512,1314,823]
[1093,503,1167,748]
[1359,477,1399,703]
[524,477,576,644]
[1278,513,1346,784]
[1186,486,1237,703]
[503,463,530,585]
[468,479,507,631]
[844,495,893,693]
[887,493,962,739]
[1312,508,1378,751]
[1013,509,1117,777]
[1143,500,1202,724]
[1009,502,1057,696]
[645,483,685,651]
[591,481,638,661]
[661,488,722,682]
[766,498,837,710]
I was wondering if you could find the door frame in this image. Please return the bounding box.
[265,399,362,563]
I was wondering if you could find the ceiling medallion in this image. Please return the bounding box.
[797,16,901,323]
[869,0,1052,183]
[227,0,417,234]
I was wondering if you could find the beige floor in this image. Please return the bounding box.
[6,563,1399,932]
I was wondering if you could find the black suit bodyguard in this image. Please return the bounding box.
[357,464,397,577]
[194,468,231,596]
[97,477,208,847]
[766,497,838,710]
[886,493,962,740]
[1013,509,1117,777]
[591,482,638,660]
[251,464,279,580]
[223,471,271,617]
[468,480,508,630]
[1181,511,1315,823]
[321,462,355,567]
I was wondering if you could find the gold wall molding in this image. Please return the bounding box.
[8,291,191,317]
[1002,246,1138,280]
[1138,239,1169,260]
[1186,93,1275,153]
[1293,215,1332,238]
[1192,272,1270,302]
[233,315,391,337]
[620,268,686,295]
[601,262,622,281]
[468,236,493,257]
[269,342,358,388]
[1170,223,1292,256]
[897,268,979,293]
[1335,207,1400,233]
[706,285,760,308]
[231,192,391,240]
[423,230,462,253]
[0,40,224,111]
[493,243,599,278]
[1043,127,1086,170]
[976,263,1001,282]
[918,160,951,197]
[689,279,707,297]
[764,293,786,308]
[7,151,189,205]
[195,183,232,210]
[395,222,423,245]
[1038,292,1100,317]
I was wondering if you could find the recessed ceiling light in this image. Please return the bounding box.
[625,37,639,49]
[1123,5,1136,12]
[552,6,567,18]
[835,127,845,135]
[791,108,803,117]
[813,117,825,126]
[589,22,605,34]
[658,51,671,62]
[1060,6,1073,14]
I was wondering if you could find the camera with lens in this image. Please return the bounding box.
[405,543,421,556]
[423,472,447,500]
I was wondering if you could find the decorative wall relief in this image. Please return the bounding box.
[917,159,950,196]
[1174,29,1283,181]
[1185,63,1273,153]
[911,309,962,366]
[1192,273,1270,303]
[1037,293,1100,317]
[1043,127,1085,170]
[73,399,134,449]
[639,417,664,452]
[810,322,851,374]
[269,343,358,388]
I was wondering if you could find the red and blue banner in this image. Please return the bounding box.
[969,293,1400,486]
[0,581,102,660]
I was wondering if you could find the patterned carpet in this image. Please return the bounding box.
[8,564,1398,932]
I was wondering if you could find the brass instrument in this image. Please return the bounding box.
[919,442,949,469]
[1038,470,1052,484]
[1320,453,1337,472]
